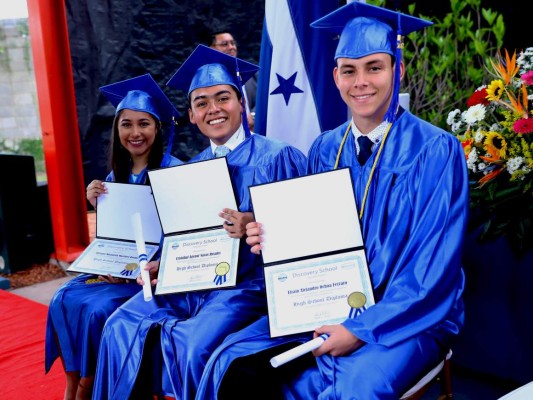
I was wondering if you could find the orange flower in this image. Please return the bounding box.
[490,49,519,85]
[478,168,503,186]
[461,138,473,157]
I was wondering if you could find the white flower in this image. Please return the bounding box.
[517,47,533,73]
[474,129,484,143]
[466,147,479,172]
[489,123,502,132]
[451,122,463,133]
[463,104,486,125]
[446,109,461,125]
[507,157,524,175]
[446,109,463,133]
[478,162,486,171]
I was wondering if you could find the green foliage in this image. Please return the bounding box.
[368,0,505,130]
[0,138,47,181]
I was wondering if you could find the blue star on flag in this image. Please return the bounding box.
[270,72,303,105]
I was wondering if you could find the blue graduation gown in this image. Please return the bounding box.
[44,155,182,378]
[92,134,307,400]
[195,110,470,399]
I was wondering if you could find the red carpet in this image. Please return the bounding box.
[0,289,64,399]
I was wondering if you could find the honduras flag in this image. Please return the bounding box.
[254,0,347,155]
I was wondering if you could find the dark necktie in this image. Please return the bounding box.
[214,145,231,158]
[357,135,373,165]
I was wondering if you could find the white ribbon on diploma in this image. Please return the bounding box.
[131,212,153,301]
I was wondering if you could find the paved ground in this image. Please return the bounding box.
[7,212,95,305]
[10,275,73,305]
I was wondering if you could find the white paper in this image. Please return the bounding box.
[68,183,162,279]
[148,158,237,234]
[96,182,162,244]
[155,228,239,294]
[249,168,362,264]
[264,250,374,337]
[67,238,159,279]
[148,158,240,294]
[249,168,374,338]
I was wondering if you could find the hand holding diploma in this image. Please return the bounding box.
[132,212,153,301]
[270,334,329,368]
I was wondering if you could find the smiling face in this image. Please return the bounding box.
[188,84,243,145]
[117,109,158,163]
[334,53,403,133]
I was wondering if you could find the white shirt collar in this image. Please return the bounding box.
[351,119,389,144]
[210,124,246,153]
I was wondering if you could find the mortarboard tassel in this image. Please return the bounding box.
[385,14,403,124]
[234,57,252,138]
[162,114,177,165]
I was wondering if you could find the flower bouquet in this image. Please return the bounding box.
[447,47,533,254]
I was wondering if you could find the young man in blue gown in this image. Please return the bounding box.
[195,3,470,399]
[91,45,307,399]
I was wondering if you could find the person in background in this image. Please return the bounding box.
[45,74,182,400]
[195,2,470,399]
[209,29,258,131]
[91,45,307,400]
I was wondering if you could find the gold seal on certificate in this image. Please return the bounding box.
[120,262,140,278]
[348,291,368,318]
[126,263,139,271]
[214,262,230,285]
[348,291,367,308]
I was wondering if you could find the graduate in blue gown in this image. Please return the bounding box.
[91,45,307,400]
[196,3,470,399]
[44,74,182,400]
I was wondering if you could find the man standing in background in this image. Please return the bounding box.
[209,30,258,131]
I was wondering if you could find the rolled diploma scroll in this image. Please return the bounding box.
[270,334,329,368]
[131,212,153,301]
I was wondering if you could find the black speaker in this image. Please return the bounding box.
[0,153,54,274]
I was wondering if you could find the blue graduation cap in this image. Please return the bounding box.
[167,45,259,137]
[100,73,179,123]
[311,2,432,123]
[167,45,259,96]
[100,73,180,159]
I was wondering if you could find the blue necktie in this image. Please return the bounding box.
[357,135,373,165]
[214,145,231,158]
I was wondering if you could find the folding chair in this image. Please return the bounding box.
[400,349,453,399]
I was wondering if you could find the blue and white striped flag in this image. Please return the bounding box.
[254,0,346,155]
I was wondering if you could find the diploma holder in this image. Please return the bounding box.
[148,158,240,295]
[67,182,162,279]
[249,168,375,340]
[131,212,153,301]
[270,334,329,368]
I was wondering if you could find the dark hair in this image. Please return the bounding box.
[108,109,164,184]
[209,30,233,45]
[187,84,242,109]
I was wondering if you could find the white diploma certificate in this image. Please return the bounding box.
[264,251,374,337]
[249,168,375,338]
[155,228,239,295]
[148,158,240,294]
[67,182,162,279]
